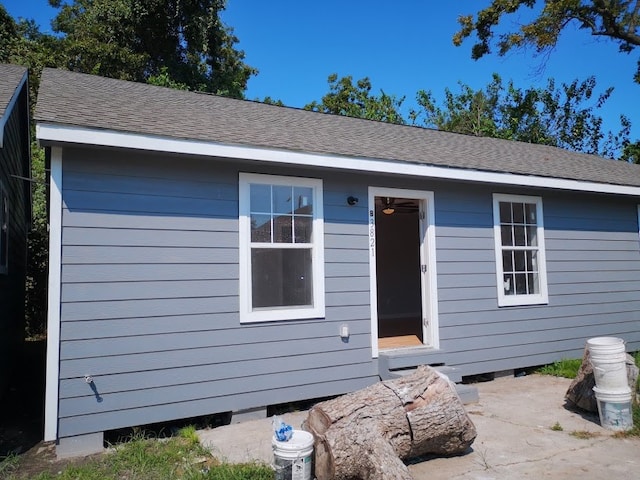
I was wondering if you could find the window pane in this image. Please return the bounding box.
[513,203,525,224]
[273,214,293,243]
[499,202,511,223]
[526,225,537,247]
[515,273,528,294]
[294,216,312,243]
[502,251,513,273]
[250,184,271,213]
[251,248,313,308]
[528,272,540,294]
[251,214,271,242]
[501,225,513,246]
[503,274,514,295]
[514,250,526,272]
[525,203,537,224]
[273,186,293,214]
[514,226,526,246]
[294,187,313,214]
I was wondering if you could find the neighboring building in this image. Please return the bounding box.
[35,68,640,457]
[0,64,31,398]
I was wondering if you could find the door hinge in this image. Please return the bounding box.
[419,210,425,220]
[421,264,427,273]
[423,317,429,328]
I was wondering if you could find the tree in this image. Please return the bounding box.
[305,74,406,124]
[410,74,630,158]
[454,1,640,83]
[49,0,257,97]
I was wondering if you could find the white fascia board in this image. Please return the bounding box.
[44,146,63,441]
[0,70,28,148]
[36,123,640,197]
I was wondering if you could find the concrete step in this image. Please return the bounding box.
[385,365,463,383]
[455,384,480,405]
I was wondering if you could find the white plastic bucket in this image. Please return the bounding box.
[272,429,314,480]
[593,387,634,431]
[587,337,628,391]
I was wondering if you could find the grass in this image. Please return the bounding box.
[536,358,583,379]
[570,430,600,440]
[1,428,274,480]
[550,422,563,431]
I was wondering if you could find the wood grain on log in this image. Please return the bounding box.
[305,365,476,480]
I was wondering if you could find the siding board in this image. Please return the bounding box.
[58,151,374,440]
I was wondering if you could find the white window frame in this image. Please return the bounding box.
[492,193,548,307]
[239,172,325,323]
[0,181,8,275]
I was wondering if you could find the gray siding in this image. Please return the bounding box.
[434,185,640,376]
[0,85,29,397]
[58,148,376,438]
[58,145,640,438]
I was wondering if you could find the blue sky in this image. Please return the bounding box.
[5,0,639,141]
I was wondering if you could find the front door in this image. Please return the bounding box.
[368,187,438,355]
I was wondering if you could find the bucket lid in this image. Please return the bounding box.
[272,430,314,451]
[587,337,625,347]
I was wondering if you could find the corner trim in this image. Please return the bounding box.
[36,123,640,198]
[44,147,63,441]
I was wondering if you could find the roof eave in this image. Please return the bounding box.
[36,122,640,198]
[0,69,28,148]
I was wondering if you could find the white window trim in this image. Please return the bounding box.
[239,172,325,323]
[493,193,549,307]
[0,181,8,275]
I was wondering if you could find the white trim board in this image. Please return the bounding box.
[37,123,640,198]
[368,187,439,358]
[44,147,63,441]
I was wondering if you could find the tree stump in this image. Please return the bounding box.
[566,347,597,412]
[304,365,476,480]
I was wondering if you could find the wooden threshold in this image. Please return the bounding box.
[378,335,423,350]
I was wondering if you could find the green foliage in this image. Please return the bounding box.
[178,425,200,445]
[453,1,640,84]
[550,421,563,431]
[621,140,640,163]
[536,358,582,379]
[0,454,20,477]
[305,73,406,124]
[410,73,630,158]
[6,434,273,479]
[48,0,257,98]
[25,144,48,337]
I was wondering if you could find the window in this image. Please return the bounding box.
[0,183,7,274]
[493,194,548,306]
[239,173,325,322]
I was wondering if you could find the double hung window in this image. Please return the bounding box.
[493,194,548,306]
[239,173,325,322]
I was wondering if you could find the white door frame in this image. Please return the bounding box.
[368,187,439,357]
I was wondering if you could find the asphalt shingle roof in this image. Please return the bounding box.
[34,68,640,188]
[0,64,27,121]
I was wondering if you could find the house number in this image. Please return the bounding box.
[369,210,375,257]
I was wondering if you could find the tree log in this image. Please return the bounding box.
[304,365,476,480]
[566,347,597,412]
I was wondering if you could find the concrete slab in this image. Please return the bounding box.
[196,374,640,479]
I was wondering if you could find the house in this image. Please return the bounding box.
[35,68,640,457]
[0,64,31,399]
